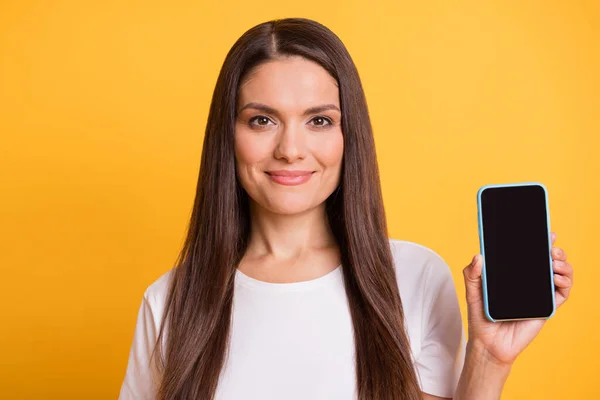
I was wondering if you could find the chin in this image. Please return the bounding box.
[261,197,321,215]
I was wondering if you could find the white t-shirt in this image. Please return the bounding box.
[119,239,466,399]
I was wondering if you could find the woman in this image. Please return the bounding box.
[119,18,574,400]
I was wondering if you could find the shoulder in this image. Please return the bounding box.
[386,238,460,363]
[387,237,458,324]
[387,238,453,285]
[388,238,447,266]
[120,270,174,398]
[141,268,175,321]
[389,238,466,398]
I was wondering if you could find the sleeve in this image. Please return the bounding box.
[119,293,161,400]
[414,255,467,398]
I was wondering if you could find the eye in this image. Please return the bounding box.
[309,116,333,128]
[248,115,274,128]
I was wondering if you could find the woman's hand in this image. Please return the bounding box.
[462,232,574,366]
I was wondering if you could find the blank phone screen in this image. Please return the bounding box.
[480,185,554,320]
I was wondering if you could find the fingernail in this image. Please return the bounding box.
[472,255,478,266]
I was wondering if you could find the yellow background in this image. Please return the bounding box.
[1,1,598,398]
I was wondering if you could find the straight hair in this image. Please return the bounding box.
[154,17,422,400]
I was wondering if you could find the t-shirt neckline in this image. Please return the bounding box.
[235,264,343,292]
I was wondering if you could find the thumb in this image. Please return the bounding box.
[463,254,483,307]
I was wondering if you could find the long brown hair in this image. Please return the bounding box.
[154,17,422,399]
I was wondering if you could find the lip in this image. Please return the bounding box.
[266,170,315,186]
[267,170,314,177]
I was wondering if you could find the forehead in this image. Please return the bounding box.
[237,56,340,110]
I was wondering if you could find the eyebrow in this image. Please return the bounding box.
[237,102,341,117]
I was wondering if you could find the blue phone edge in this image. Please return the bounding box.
[476,181,557,323]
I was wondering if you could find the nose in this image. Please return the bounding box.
[273,122,306,163]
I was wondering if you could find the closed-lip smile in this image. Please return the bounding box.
[265,170,315,186]
[266,170,314,177]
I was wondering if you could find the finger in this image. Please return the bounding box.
[554,275,572,308]
[463,254,483,307]
[554,273,572,289]
[552,246,567,261]
[552,260,573,278]
[551,232,557,245]
[555,290,568,308]
[464,254,482,282]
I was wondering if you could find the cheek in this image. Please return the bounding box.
[234,132,271,168]
[312,132,344,167]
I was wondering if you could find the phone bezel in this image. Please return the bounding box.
[476,182,556,322]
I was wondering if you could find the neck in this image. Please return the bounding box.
[245,200,337,262]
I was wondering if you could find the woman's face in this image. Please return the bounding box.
[234,55,344,215]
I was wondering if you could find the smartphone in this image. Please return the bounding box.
[477,182,556,322]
